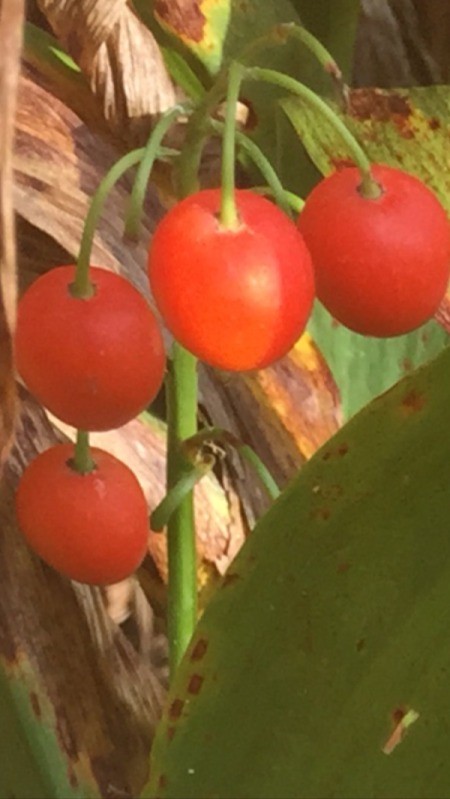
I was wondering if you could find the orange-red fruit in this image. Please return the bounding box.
[298,165,450,337]
[148,189,315,371]
[16,445,149,585]
[15,266,165,430]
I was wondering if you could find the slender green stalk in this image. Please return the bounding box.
[252,185,305,214]
[72,430,95,475]
[124,104,190,239]
[176,73,228,198]
[238,22,347,106]
[183,427,281,502]
[210,119,292,217]
[244,66,381,198]
[166,344,198,676]
[151,456,214,532]
[72,148,146,298]
[220,61,245,228]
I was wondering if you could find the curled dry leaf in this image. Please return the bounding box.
[15,62,164,300]
[0,0,24,465]
[199,333,342,523]
[3,390,166,796]
[37,0,176,142]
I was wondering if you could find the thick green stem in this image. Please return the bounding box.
[245,66,381,198]
[176,74,228,199]
[166,343,198,676]
[72,430,95,475]
[72,148,146,298]
[210,119,293,218]
[124,104,190,239]
[220,61,245,229]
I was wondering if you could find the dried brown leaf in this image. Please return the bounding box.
[0,0,24,464]
[37,0,177,142]
[15,62,164,301]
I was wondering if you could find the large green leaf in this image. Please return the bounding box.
[145,345,450,798]
[281,85,450,418]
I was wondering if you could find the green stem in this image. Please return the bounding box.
[72,148,146,298]
[176,73,228,199]
[252,185,305,214]
[210,119,292,218]
[151,457,214,532]
[124,104,190,239]
[72,430,95,475]
[220,61,245,228]
[238,23,347,106]
[183,427,281,502]
[244,66,381,198]
[166,343,198,676]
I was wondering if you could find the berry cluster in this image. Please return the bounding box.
[15,266,166,585]
[148,167,450,370]
[14,166,449,586]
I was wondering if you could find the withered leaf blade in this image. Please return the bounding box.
[37,0,177,143]
[200,333,342,523]
[0,0,24,464]
[15,62,165,299]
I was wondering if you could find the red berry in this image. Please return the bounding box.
[298,165,450,337]
[148,189,315,371]
[16,444,149,585]
[15,266,166,430]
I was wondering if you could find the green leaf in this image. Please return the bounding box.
[0,662,95,798]
[308,305,448,419]
[281,85,450,207]
[145,345,450,799]
[280,85,450,418]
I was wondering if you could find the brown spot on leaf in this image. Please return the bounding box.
[154,1,206,42]
[383,707,419,754]
[337,562,351,574]
[310,507,331,521]
[401,390,426,414]
[402,358,413,372]
[56,711,78,759]
[168,698,185,721]
[356,638,366,652]
[158,774,168,791]
[188,674,204,695]
[190,638,208,662]
[338,443,349,456]
[321,451,332,461]
[428,117,440,131]
[167,726,176,741]
[348,89,412,123]
[68,769,79,789]
[29,691,41,719]
[222,572,239,588]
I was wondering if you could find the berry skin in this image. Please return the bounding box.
[16,445,149,585]
[15,266,165,431]
[148,189,315,371]
[297,165,450,337]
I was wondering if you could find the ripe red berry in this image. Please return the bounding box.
[15,266,166,431]
[148,189,315,371]
[16,444,149,585]
[297,165,450,337]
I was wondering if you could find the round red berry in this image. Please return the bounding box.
[15,266,166,431]
[148,189,315,371]
[297,165,450,337]
[16,444,149,585]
